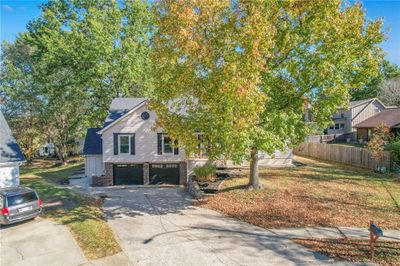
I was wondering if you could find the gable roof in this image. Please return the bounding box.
[99,98,147,134]
[0,111,25,164]
[337,98,385,110]
[83,128,103,155]
[103,98,147,128]
[354,108,400,128]
[349,98,374,108]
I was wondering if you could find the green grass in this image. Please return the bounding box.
[330,142,366,148]
[20,162,121,260]
[20,159,83,184]
[199,156,400,229]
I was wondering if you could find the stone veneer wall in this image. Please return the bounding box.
[143,163,149,185]
[96,162,113,186]
[92,175,113,186]
[179,161,187,185]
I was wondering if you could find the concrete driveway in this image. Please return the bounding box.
[0,218,86,266]
[99,187,333,266]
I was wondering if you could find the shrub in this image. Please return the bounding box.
[388,138,400,171]
[193,161,216,182]
[366,123,392,159]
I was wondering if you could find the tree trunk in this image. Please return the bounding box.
[248,147,260,189]
[54,144,68,165]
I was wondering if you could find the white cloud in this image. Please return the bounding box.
[1,4,13,12]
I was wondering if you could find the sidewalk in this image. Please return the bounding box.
[271,227,400,242]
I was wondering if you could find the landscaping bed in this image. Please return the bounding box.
[20,162,121,260]
[197,156,400,229]
[190,168,246,196]
[294,238,400,266]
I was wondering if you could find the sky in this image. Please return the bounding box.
[1,0,399,65]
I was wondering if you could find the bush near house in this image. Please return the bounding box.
[388,138,400,172]
[193,161,217,182]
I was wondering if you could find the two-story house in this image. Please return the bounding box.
[83,98,292,186]
[326,98,386,135]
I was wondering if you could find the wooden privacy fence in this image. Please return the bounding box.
[294,142,392,171]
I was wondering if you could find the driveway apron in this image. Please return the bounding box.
[100,187,333,266]
[0,218,86,266]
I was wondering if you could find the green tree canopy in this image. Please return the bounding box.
[0,38,45,162]
[350,60,400,101]
[151,0,385,188]
[1,0,153,163]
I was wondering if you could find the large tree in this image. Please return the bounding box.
[1,0,153,163]
[377,76,400,107]
[350,60,400,101]
[0,38,45,163]
[151,0,384,189]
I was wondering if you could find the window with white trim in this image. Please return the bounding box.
[162,135,173,154]
[119,135,131,154]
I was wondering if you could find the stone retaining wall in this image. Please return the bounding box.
[186,176,204,200]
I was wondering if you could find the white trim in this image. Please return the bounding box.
[118,134,131,154]
[0,161,25,167]
[98,100,147,134]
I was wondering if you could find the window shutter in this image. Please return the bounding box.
[174,140,179,155]
[157,133,162,155]
[113,133,118,155]
[131,134,135,155]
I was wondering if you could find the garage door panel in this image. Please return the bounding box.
[113,164,143,185]
[149,164,179,185]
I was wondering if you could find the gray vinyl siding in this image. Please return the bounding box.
[351,100,385,131]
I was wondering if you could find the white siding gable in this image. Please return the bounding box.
[102,104,186,163]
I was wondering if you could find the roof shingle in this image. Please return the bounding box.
[103,98,147,127]
[354,108,400,128]
[0,111,25,164]
[83,128,103,155]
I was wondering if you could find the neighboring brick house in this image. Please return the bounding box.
[326,98,386,135]
[83,98,292,186]
[0,111,25,188]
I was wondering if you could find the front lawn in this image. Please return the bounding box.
[330,142,366,148]
[20,162,121,260]
[198,156,400,229]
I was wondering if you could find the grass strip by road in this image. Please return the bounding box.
[21,162,121,260]
[293,238,400,266]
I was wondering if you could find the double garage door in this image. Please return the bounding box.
[113,163,179,185]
